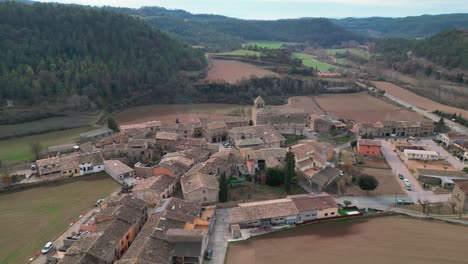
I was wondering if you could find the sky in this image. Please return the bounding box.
[35,0,468,19]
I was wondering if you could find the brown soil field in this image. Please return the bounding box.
[407,159,454,171]
[335,167,405,196]
[205,59,278,84]
[313,93,426,123]
[281,96,325,115]
[115,104,251,124]
[372,81,468,118]
[226,216,468,264]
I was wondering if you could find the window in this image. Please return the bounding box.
[203,190,206,194]
[331,212,335,215]
[325,213,328,216]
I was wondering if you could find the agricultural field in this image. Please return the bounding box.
[226,216,468,264]
[115,103,251,125]
[280,96,325,115]
[0,173,119,264]
[205,59,279,84]
[326,48,370,58]
[217,50,262,56]
[292,53,334,72]
[0,112,102,139]
[242,41,289,49]
[313,93,427,123]
[0,126,96,163]
[372,81,468,119]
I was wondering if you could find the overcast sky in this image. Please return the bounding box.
[35,0,468,19]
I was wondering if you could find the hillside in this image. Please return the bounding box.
[374,29,468,71]
[333,14,468,39]
[0,2,206,111]
[109,6,367,51]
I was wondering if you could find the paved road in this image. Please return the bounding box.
[206,208,230,264]
[415,139,466,170]
[384,93,468,134]
[380,140,452,203]
[335,195,411,210]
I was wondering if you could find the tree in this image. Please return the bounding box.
[30,141,42,161]
[219,173,229,202]
[463,167,468,173]
[357,174,379,196]
[107,116,120,132]
[417,199,430,214]
[448,199,457,214]
[344,200,352,207]
[285,151,296,192]
[266,167,284,187]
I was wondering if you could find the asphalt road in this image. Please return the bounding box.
[383,93,468,134]
[206,208,230,264]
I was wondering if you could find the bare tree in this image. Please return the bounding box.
[434,203,443,215]
[448,199,457,214]
[417,199,430,214]
[30,141,42,161]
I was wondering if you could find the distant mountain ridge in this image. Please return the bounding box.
[333,14,468,39]
[108,6,368,51]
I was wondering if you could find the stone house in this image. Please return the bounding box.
[440,133,468,147]
[181,172,219,205]
[203,121,228,143]
[452,182,468,212]
[228,125,285,148]
[132,174,176,206]
[104,160,135,184]
[291,193,338,223]
[36,154,80,179]
[98,132,129,147]
[102,144,128,162]
[359,121,434,137]
[156,132,179,153]
[127,138,153,163]
[309,167,340,192]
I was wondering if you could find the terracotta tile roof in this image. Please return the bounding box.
[181,172,219,194]
[311,167,340,185]
[36,154,79,175]
[78,152,103,165]
[133,174,175,193]
[104,160,133,176]
[166,229,207,242]
[456,182,468,193]
[207,121,228,130]
[156,132,179,141]
[289,194,338,212]
[229,199,299,224]
[358,139,382,147]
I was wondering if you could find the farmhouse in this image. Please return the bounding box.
[127,138,152,163]
[102,144,128,161]
[36,154,80,179]
[104,160,135,184]
[79,128,113,143]
[156,132,179,153]
[181,172,219,205]
[308,167,340,192]
[114,197,212,264]
[98,132,129,147]
[132,174,177,206]
[252,96,308,135]
[291,141,334,173]
[241,148,287,175]
[46,144,79,158]
[291,194,339,222]
[357,139,382,157]
[452,182,468,212]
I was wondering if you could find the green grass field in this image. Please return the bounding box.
[0,173,120,264]
[217,49,262,56]
[292,53,334,72]
[326,48,369,58]
[0,126,96,163]
[242,41,294,49]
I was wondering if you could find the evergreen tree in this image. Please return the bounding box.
[219,173,229,202]
[358,174,379,196]
[107,116,120,132]
[285,151,296,192]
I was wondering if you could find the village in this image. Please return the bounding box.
[8,87,464,264]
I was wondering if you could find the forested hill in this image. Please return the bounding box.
[109,6,367,51]
[0,2,206,110]
[333,14,468,39]
[374,29,468,70]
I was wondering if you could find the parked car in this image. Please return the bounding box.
[339,170,344,176]
[95,198,104,207]
[398,174,404,180]
[205,248,213,260]
[41,242,54,254]
[403,179,411,184]
[31,164,37,170]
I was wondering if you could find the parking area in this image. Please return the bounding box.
[206,208,230,264]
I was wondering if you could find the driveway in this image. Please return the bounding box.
[380,140,450,203]
[206,208,230,264]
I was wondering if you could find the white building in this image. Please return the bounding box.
[78,152,105,176]
[403,149,439,161]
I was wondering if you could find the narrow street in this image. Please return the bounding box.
[206,208,230,264]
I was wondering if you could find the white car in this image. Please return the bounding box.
[403,179,411,184]
[41,242,54,254]
[339,170,344,176]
